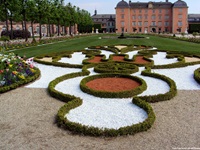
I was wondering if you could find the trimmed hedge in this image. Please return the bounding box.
[57,96,155,137]
[0,67,40,93]
[194,67,200,84]
[138,68,177,103]
[94,62,139,74]
[80,74,147,98]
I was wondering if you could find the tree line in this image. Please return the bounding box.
[0,0,93,40]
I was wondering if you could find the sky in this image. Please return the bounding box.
[64,0,200,15]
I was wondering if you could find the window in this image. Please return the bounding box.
[132,15,136,20]
[138,22,142,26]
[159,15,162,20]
[144,22,148,26]
[159,9,162,13]
[178,21,182,26]
[145,9,148,13]
[121,9,124,13]
[151,22,156,26]
[165,15,169,20]
[121,21,125,26]
[132,22,136,26]
[139,9,142,13]
[145,15,148,20]
[152,15,156,20]
[121,14,124,19]
[133,9,136,13]
[152,9,155,13]
[178,15,182,19]
[138,15,142,20]
[179,8,182,13]
[165,22,169,26]
[158,22,162,26]
[165,9,169,14]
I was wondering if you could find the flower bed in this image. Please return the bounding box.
[0,53,40,93]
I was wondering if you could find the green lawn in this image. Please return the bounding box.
[10,34,200,58]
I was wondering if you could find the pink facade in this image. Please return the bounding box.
[116,0,188,34]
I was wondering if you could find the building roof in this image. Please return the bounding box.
[173,0,188,8]
[129,2,172,9]
[116,0,188,9]
[116,0,129,8]
[92,14,115,19]
[188,14,200,18]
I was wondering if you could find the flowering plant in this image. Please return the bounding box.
[0,52,36,87]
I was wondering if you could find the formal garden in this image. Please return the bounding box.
[1,34,200,137]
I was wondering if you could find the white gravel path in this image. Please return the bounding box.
[153,65,200,90]
[100,50,114,59]
[26,63,81,88]
[58,52,86,65]
[152,52,178,65]
[126,51,138,59]
[133,67,170,96]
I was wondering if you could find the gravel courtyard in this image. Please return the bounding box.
[0,88,199,150]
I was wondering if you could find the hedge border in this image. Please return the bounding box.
[80,74,147,98]
[0,67,40,93]
[94,62,139,74]
[194,67,200,84]
[138,67,177,103]
[57,95,155,137]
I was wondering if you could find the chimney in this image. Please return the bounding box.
[166,0,169,2]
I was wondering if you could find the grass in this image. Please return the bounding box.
[7,34,200,58]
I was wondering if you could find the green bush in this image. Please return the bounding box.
[94,62,139,74]
[0,36,10,41]
[138,68,177,103]
[194,68,200,84]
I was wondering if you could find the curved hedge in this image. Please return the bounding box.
[57,96,155,137]
[194,67,200,84]
[0,67,40,93]
[80,74,147,98]
[94,62,139,74]
[138,68,177,103]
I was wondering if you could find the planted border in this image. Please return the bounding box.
[0,67,40,93]
[80,74,147,98]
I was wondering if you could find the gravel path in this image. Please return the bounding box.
[0,88,200,150]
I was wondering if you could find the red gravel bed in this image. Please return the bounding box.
[86,77,141,92]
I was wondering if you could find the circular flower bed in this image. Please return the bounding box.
[80,74,147,98]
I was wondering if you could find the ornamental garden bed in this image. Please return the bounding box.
[2,44,200,137]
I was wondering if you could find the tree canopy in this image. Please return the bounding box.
[0,0,93,39]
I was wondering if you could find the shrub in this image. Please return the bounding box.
[0,36,10,41]
[1,30,31,39]
[194,68,200,84]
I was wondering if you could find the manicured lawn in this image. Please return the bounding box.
[10,34,200,58]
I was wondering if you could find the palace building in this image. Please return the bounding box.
[115,0,188,34]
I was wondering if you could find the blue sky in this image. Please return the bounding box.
[64,0,200,15]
